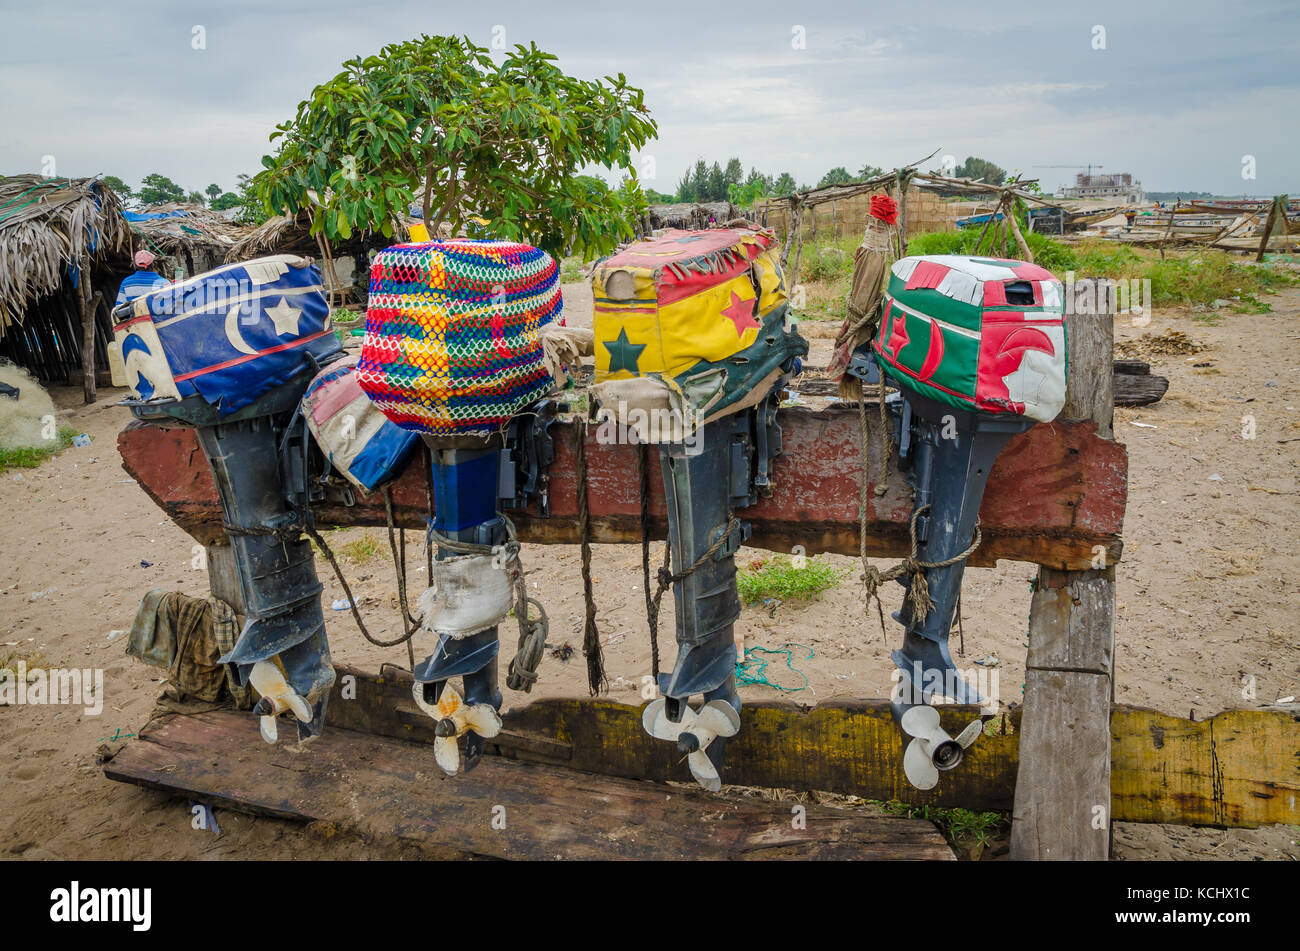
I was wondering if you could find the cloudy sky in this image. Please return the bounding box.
[2,0,1296,197]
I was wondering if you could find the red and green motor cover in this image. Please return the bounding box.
[872,255,1068,423]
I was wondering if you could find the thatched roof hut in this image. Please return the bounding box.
[0,175,133,386]
[647,201,738,231]
[126,203,255,279]
[228,210,419,305]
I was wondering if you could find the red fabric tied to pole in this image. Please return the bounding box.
[869,194,899,224]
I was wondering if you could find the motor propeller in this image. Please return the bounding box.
[412,680,504,776]
[248,660,314,745]
[642,698,741,792]
[897,704,984,790]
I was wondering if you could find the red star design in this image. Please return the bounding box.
[884,311,910,360]
[720,290,759,336]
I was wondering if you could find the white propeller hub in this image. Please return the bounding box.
[248,660,313,745]
[898,704,984,790]
[412,681,504,776]
[642,699,741,792]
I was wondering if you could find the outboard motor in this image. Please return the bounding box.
[846,254,1068,789]
[356,238,561,774]
[590,228,807,791]
[111,255,346,743]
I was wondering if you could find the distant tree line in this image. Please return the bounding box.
[666,156,1006,210]
[99,173,254,218]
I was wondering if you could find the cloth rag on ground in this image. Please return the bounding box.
[125,589,248,705]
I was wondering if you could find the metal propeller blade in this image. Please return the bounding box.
[898,703,985,790]
[248,660,313,745]
[412,680,503,776]
[642,699,740,791]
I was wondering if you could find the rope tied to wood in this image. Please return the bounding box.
[859,504,982,642]
[637,443,670,680]
[572,418,607,695]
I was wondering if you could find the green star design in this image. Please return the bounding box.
[602,327,646,374]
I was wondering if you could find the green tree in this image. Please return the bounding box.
[705,161,725,202]
[137,173,186,206]
[254,34,656,259]
[723,157,744,190]
[210,192,243,211]
[818,166,854,188]
[206,183,222,202]
[954,156,1006,185]
[101,175,134,201]
[856,164,884,181]
[772,172,797,196]
[186,190,206,206]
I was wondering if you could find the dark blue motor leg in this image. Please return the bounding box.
[413,444,509,773]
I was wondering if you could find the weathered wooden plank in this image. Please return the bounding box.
[1111,707,1300,828]
[325,665,1022,813]
[127,665,1299,829]
[1113,372,1169,407]
[1011,306,1119,861]
[103,710,956,860]
[117,404,1127,569]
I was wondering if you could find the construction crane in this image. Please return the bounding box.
[1034,163,1105,177]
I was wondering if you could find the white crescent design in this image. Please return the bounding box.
[225,305,258,355]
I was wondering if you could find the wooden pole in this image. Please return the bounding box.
[78,256,97,404]
[1005,195,1034,263]
[1255,196,1281,263]
[1010,279,1119,861]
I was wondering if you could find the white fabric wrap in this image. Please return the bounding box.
[416,554,514,639]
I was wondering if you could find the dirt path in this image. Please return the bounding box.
[1,282,1297,860]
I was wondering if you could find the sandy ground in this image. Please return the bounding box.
[1,280,1297,861]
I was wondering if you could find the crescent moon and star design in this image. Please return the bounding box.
[224,296,304,354]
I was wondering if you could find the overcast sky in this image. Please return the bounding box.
[2,0,1296,197]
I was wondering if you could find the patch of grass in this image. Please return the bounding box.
[0,647,59,672]
[559,255,587,283]
[737,554,848,604]
[337,532,381,563]
[877,800,1009,855]
[0,424,78,473]
[907,227,1078,273]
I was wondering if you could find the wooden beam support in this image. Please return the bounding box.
[118,404,1126,569]
[104,709,957,860]
[112,665,1297,830]
[1011,297,1119,861]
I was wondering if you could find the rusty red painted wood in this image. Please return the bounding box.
[118,405,1126,568]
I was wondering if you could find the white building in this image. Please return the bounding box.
[1061,172,1145,204]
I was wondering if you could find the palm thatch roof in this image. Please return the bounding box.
[648,201,737,230]
[128,203,254,258]
[225,209,419,262]
[0,174,131,332]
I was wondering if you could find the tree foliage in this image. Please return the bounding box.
[953,156,1006,185]
[101,175,134,201]
[818,166,854,187]
[137,173,186,207]
[210,192,243,211]
[253,34,657,258]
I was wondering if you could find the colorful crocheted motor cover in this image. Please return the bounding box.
[873,255,1068,423]
[356,240,561,437]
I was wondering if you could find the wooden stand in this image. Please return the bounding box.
[1011,288,1119,860]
